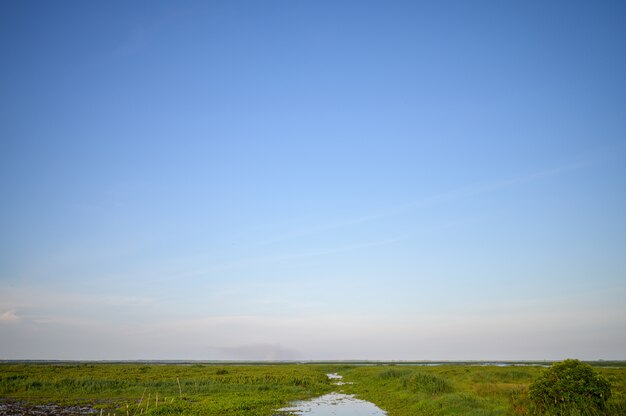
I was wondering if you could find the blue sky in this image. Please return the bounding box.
[1,0,625,360]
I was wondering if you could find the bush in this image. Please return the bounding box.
[529,359,611,414]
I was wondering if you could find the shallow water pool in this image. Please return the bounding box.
[277,392,386,415]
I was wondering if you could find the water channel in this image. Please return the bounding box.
[276,373,386,416]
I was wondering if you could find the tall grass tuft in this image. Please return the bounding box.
[377,368,410,379]
[401,371,454,395]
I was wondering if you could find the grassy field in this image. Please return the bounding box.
[336,364,626,415]
[1,362,625,415]
[0,363,332,415]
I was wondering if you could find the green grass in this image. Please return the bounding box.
[334,364,626,416]
[0,363,332,415]
[1,363,625,415]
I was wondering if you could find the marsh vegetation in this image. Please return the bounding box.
[0,362,625,415]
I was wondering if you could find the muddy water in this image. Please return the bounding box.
[0,401,97,416]
[276,374,386,416]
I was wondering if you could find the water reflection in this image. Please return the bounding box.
[277,392,386,416]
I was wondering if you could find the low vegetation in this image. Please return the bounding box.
[0,361,625,415]
[335,362,626,416]
[0,363,332,415]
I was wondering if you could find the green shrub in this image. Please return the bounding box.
[529,359,611,414]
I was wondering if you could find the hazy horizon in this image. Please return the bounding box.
[1,1,625,361]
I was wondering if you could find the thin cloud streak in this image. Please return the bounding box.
[232,157,595,250]
[157,158,593,283]
[91,8,194,66]
[340,159,593,227]
[156,237,403,283]
[0,286,155,311]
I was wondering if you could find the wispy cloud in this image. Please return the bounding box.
[156,158,593,283]
[212,158,597,256]
[0,286,155,311]
[93,8,193,65]
[159,237,403,282]
[0,309,20,324]
[337,159,593,227]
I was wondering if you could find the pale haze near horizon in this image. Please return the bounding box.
[1,1,625,361]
